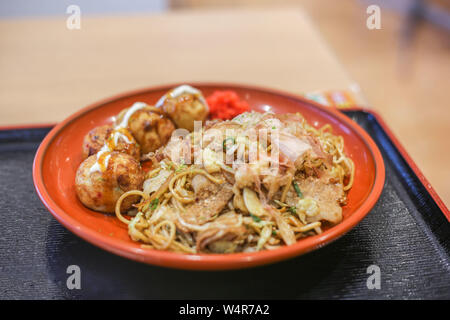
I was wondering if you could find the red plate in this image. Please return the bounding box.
[33,83,385,270]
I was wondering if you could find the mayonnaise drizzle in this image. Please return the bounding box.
[89,148,111,173]
[155,84,208,110]
[113,130,132,145]
[89,102,147,174]
[117,102,147,129]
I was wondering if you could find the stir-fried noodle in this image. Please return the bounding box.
[115,112,354,254]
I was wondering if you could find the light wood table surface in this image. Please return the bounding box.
[0,8,358,125]
[0,7,448,207]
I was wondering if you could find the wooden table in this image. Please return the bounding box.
[0,7,447,207]
[0,8,359,125]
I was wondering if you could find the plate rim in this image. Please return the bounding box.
[32,82,385,270]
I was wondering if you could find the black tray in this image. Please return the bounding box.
[0,110,449,300]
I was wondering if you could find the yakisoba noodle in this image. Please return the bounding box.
[115,111,355,254]
[302,121,355,191]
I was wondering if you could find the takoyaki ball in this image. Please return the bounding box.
[75,152,145,213]
[82,125,140,160]
[82,124,113,158]
[116,106,175,154]
[161,94,209,131]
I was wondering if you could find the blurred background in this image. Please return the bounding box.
[0,0,449,205]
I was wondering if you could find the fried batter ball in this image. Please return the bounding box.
[82,125,140,160]
[75,152,145,213]
[115,106,175,154]
[82,124,113,158]
[160,93,209,131]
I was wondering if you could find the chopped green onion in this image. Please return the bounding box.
[175,164,186,172]
[272,230,277,236]
[251,214,262,222]
[175,160,187,172]
[151,198,159,211]
[288,206,297,215]
[222,137,236,151]
[146,198,159,212]
[162,161,172,170]
[293,181,303,198]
